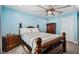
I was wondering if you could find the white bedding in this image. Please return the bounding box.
[21,32,60,53]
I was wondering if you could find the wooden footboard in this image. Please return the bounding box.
[35,32,66,54]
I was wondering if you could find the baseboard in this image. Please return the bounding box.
[67,40,78,44]
[72,41,78,44]
[78,42,79,45]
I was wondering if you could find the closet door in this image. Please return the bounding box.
[46,23,56,34]
[61,16,76,43]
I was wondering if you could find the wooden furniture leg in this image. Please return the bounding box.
[35,37,42,54]
[62,32,66,52]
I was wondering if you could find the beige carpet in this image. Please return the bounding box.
[3,41,79,54]
[63,41,79,54]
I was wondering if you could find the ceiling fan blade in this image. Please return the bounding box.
[56,5,71,9]
[51,13,55,15]
[39,12,45,15]
[48,5,57,8]
[54,11,63,13]
[36,5,48,10]
[32,10,44,12]
[45,13,48,16]
[48,5,53,8]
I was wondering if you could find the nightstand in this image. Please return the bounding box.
[2,34,21,52]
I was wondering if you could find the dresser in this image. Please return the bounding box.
[46,23,56,34]
[2,35,21,52]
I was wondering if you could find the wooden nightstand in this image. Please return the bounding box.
[2,35,21,52]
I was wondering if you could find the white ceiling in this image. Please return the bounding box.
[4,5,78,18]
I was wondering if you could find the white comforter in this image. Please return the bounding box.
[21,32,60,53]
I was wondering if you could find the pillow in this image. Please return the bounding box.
[31,28,39,33]
[20,28,32,35]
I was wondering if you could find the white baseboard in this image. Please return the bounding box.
[78,42,79,45]
[67,39,78,44]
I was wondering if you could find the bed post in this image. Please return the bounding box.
[37,24,39,28]
[19,23,23,45]
[37,24,40,30]
[35,37,42,54]
[19,23,22,35]
[62,32,66,52]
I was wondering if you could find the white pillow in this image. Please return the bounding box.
[20,28,32,35]
[31,28,39,33]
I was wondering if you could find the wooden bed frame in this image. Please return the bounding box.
[19,23,66,54]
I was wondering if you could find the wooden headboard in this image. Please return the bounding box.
[19,23,39,35]
[19,23,39,28]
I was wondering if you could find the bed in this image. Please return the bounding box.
[19,23,66,54]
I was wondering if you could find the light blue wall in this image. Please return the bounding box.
[77,11,79,42]
[0,6,1,54]
[1,7,47,35]
[0,6,1,35]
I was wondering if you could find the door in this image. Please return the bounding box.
[61,16,75,42]
[46,23,56,34]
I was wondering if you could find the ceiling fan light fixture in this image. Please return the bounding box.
[48,11,52,14]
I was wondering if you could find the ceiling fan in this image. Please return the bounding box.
[34,5,71,16]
